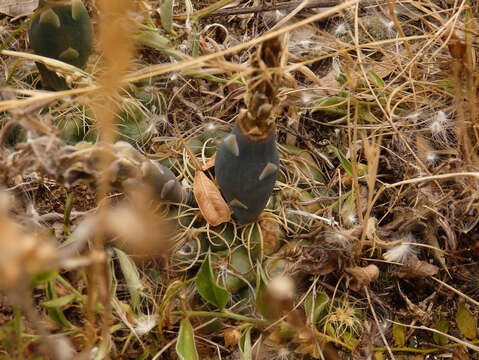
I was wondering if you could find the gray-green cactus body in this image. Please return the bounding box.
[29,0,93,90]
[215,124,279,224]
[141,161,191,204]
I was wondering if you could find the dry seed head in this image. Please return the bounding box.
[239,36,283,141]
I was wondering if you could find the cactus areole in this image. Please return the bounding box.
[215,124,279,224]
[29,0,93,89]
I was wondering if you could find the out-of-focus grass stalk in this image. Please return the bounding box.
[86,0,137,356]
[464,0,478,154]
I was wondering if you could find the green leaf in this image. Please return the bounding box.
[238,326,252,360]
[305,291,329,325]
[191,32,200,58]
[135,29,170,50]
[456,303,477,340]
[367,70,385,88]
[30,270,58,288]
[41,293,77,308]
[433,315,449,346]
[176,318,199,360]
[44,281,74,328]
[185,0,194,15]
[342,331,358,348]
[64,192,74,235]
[160,0,173,33]
[114,248,142,311]
[392,316,405,347]
[329,146,353,176]
[0,320,17,354]
[255,264,269,318]
[311,96,347,116]
[195,251,229,310]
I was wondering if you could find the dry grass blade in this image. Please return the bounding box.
[0,0,37,17]
[193,170,230,226]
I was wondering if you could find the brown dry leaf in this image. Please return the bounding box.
[424,224,448,275]
[260,217,282,255]
[345,265,379,291]
[437,217,457,250]
[193,170,230,226]
[201,152,216,171]
[369,56,396,79]
[318,69,340,94]
[0,0,37,17]
[397,255,438,279]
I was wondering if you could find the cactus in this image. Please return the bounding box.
[29,0,93,90]
[141,160,191,204]
[215,37,283,224]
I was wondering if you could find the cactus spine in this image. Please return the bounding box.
[215,37,283,224]
[29,0,93,90]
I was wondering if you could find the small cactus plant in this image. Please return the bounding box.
[215,37,283,224]
[215,125,279,224]
[29,0,93,90]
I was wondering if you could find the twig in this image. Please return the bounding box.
[365,287,396,360]
[177,0,340,18]
[388,320,479,352]
[430,276,479,307]
[386,172,479,188]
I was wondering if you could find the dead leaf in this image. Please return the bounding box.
[424,224,449,275]
[201,152,216,171]
[345,265,379,291]
[193,170,230,226]
[397,255,438,279]
[437,217,457,250]
[0,0,37,17]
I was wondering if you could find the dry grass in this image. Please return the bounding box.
[0,0,478,359]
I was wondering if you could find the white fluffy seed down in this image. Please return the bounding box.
[268,275,295,300]
[383,236,418,264]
